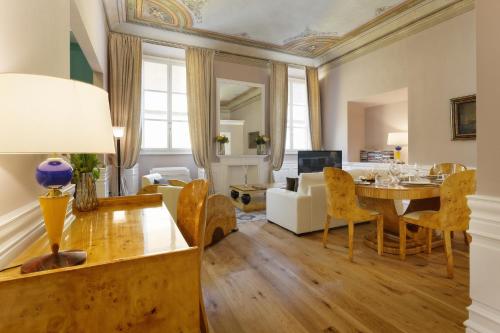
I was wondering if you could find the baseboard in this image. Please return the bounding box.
[465,195,500,333]
[0,184,75,270]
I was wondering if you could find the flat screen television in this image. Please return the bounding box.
[298,150,342,174]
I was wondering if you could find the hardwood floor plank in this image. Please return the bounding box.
[202,221,470,333]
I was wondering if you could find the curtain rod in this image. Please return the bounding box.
[140,37,308,68]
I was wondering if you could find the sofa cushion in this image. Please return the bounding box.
[297,172,325,195]
[286,177,299,192]
[153,177,168,185]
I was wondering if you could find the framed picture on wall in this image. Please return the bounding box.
[248,131,260,149]
[450,94,476,140]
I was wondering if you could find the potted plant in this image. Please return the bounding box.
[255,135,270,155]
[215,135,229,155]
[70,154,101,211]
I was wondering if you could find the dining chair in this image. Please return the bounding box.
[177,179,210,333]
[429,162,466,176]
[323,167,384,261]
[168,179,188,187]
[428,162,470,245]
[399,170,476,278]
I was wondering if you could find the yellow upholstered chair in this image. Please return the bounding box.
[399,170,476,278]
[429,162,470,245]
[177,179,210,332]
[323,167,384,261]
[429,163,466,176]
[168,179,188,187]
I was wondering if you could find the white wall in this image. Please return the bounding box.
[0,0,70,216]
[230,98,262,154]
[320,10,476,167]
[365,102,408,151]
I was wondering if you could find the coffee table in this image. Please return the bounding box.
[229,183,280,212]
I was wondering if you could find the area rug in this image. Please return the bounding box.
[236,208,267,224]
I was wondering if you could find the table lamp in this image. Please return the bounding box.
[0,73,115,273]
[387,132,408,161]
[112,126,125,196]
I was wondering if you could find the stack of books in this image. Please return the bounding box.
[360,150,394,162]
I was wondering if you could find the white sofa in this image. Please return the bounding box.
[266,172,346,234]
[141,173,184,221]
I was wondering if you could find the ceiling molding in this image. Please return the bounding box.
[221,87,261,112]
[317,0,473,68]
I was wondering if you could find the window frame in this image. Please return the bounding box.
[286,77,311,154]
[141,55,191,155]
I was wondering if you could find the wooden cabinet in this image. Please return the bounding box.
[0,194,200,333]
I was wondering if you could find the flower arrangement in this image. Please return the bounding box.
[215,135,229,144]
[255,135,270,145]
[70,154,101,182]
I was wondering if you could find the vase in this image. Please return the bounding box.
[218,142,225,155]
[75,172,98,211]
[257,144,266,155]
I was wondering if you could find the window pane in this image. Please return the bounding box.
[143,120,168,149]
[293,105,307,121]
[144,91,167,111]
[144,61,168,91]
[172,65,186,93]
[292,81,307,105]
[144,110,167,120]
[171,121,191,149]
[172,93,187,114]
[292,126,309,150]
[285,127,292,150]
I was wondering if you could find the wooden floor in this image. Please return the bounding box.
[202,221,470,333]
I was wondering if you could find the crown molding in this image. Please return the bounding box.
[317,0,474,69]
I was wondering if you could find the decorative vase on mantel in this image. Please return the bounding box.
[257,144,266,155]
[75,172,98,211]
[218,142,226,156]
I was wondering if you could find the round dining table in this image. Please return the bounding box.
[355,183,441,255]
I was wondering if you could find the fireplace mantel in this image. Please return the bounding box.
[212,155,271,194]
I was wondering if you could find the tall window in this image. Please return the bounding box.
[286,78,311,151]
[141,56,190,152]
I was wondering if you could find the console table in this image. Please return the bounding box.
[0,194,200,333]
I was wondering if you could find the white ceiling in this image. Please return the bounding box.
[196,0,405,46]
[219,83,253,103]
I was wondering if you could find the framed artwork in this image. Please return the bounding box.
[248,131,260,149]
[450,94,476,140]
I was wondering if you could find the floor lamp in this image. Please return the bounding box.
[112,127,125,196]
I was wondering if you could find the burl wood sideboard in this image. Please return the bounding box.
[0,194,200,333]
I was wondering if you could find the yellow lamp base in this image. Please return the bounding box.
[21,190,86,274]
[394,150,401,161]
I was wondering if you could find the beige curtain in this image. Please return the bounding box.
[306,66,322,150]
[108,33,142,169]
[269,62,288,171]
[186,47,215,188]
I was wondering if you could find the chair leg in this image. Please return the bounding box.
[464,231,471,246]
[443,230,454,279]
[426,228,432,254]
[322,216,330,248]
[376,215,384,256]
[348,220,354,262]
[399,218,407,260]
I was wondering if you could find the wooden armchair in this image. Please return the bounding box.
[429,163,466,176]
[323,167,384,261]
[399,170,476,278]
[176,179,210,332]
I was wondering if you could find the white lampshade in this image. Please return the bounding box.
[112,126,125,138]
[0,73,115,154]
[387,132,408,146]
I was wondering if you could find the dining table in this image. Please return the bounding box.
[355,182,442,255]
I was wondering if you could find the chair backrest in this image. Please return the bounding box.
[324,167,359,220]
[176,179,209,250]
[297,172,325,195]
[168,179,188,187]
[429,163,466,176]
[438,170,476,230]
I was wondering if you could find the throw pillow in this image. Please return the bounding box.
[286,177,299,192]
[153,177,168,185]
